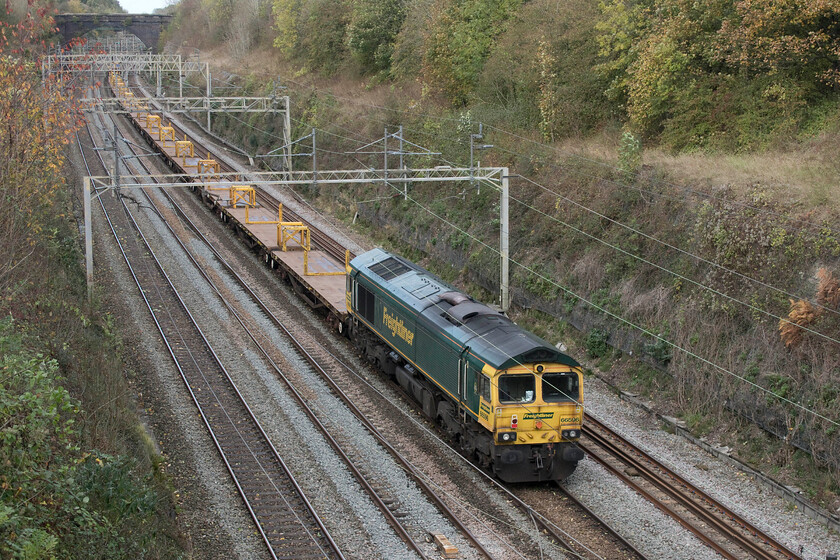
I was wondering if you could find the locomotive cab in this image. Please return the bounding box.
[479,364,585,482]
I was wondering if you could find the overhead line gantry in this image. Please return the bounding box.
[78,60,512,311]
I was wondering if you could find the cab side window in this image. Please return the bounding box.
[475,374,491,402]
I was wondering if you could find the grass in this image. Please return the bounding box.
[682,411,717,437]
[643,146,840,212]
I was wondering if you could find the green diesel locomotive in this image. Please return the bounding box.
[346,248,585,482]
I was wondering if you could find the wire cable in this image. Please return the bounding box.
[370,175,840,429]
[275,75,840,236]
[165,77,839,425]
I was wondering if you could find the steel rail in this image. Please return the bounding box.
[582,415,800,560]
[109,112,436,560]
[117,76,658,559]
[551,482,648,560]
[118,80,640,560]
[129,144,494,559]
[158,156,604,560]
[78,117,343,560]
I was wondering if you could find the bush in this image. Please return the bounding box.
[618,130,641,176]
[0,320,177,559]
[586,328,611,358]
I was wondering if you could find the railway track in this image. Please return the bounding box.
[109,75,804,559]
[104,107,500,559]
[79,113,344,560]
[116,110,649,559]
[580,414,801,560]
[118,77,664,559]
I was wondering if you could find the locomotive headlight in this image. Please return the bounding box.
[562,429,580,440]
[498,432,517,443]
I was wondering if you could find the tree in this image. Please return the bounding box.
[595,0,655,108]
[423,0,523,105]
[717,0,840,87]
[346,0,406,74]
[272,0,301,54]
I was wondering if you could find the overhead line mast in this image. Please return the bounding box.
[69,52,509,309]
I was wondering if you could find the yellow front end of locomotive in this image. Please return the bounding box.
[476,363,584,446]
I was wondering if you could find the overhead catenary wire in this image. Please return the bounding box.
[129,73,828,556]
[304,110,840,340]
[482,121,836,233]
[489,140,840,319]
[370,174,840,429]
[95,108,592,558]
[85,109,335,556]
[153,70,834,558]
[122,105,596,557]
[168,68,787,227]
[299,101,840,337]
[278,75,838,235]
[216,88,840,347]
[166,77,837,427]
[504,176,840,346]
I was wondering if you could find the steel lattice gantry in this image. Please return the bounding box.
[83,166,512,310]
[86,166,505,188]
[80,96,289,114]
[45,53,206,74]
[43,52,208,99]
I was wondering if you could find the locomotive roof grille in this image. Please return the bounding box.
[369,257,411,281]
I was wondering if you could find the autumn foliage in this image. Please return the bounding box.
[779,268,840,349]
[0,3,81,299]
[0,5,184,559]
[779,298,818,349]
[159,0,840,149]
[816,268,840,309]
[595,0,840,147]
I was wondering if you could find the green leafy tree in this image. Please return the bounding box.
[595,0,654,107]
[626,32,692,135]
[347,0,406,74]
[298,0,351,74]
[272,0,301,54]
[202,0,236,39]
[390,0,436,79]
[596,0,840,147]
[423,0,523,105]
